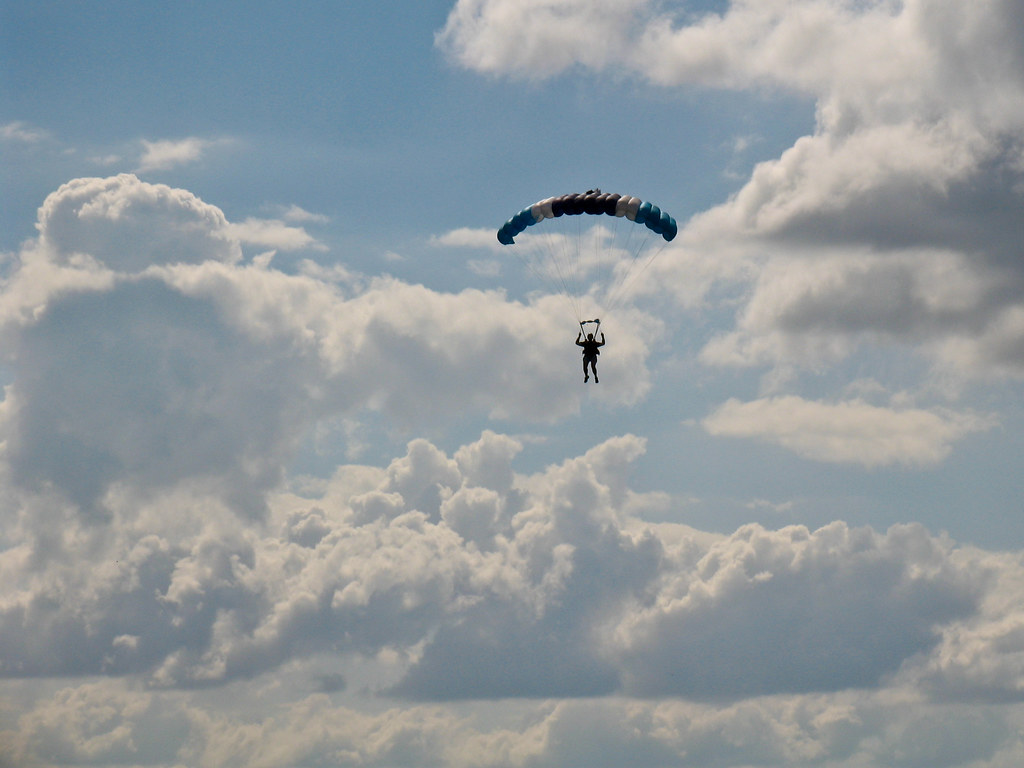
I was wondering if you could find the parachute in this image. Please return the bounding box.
[497,190,677,245]
[495,189,677,322]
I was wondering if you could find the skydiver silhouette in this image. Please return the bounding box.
[576,330,605,383]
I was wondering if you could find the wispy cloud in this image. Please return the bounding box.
[228,217,327,252]
[1,120,49,143]
[279,204,329,224]
[703,396,997,467]
[135,137,219,172]
[431,226,503,252]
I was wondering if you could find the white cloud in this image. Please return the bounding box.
[431,226,505,252]
[0,409,1004,702]
[4,275,320,514]
[440,0,1024,123]
[279,204,329,224]
[436,0,650,78]
[227,217,327,251]
[612,520,982,698]
[1,120,49,143]
[3,439,1024,764]
[5,681,1024,768]
[2,367,1024,762]
[672,1,1024,379]
[136,137,216,172]
[699,248,1003,369]
[34,174,242,271]
[702,395,996,467]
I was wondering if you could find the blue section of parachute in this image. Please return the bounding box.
[496,191,677,245]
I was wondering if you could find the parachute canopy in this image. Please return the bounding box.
[497,190,677,246]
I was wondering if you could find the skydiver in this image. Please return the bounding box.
[576,330,605,383]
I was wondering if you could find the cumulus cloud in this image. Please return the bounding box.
[5,277,318,514]
[702,396,996,467]
[33,174,242,271]
[697,248,1009,368]
[436,0,650,78]
[440,0,1024,119]
[0,420,1009,702]
[613,521,981,698]
[3,423,1024,764]
[680,0,1024,379]
[0,175,655,516]
[898,546,1024,704]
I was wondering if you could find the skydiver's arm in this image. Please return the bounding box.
[576,332,584,346]
[597,333,606,346]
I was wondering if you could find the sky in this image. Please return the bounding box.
[2,0,1024,766]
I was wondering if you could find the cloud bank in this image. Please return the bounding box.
[3,422,1024,764]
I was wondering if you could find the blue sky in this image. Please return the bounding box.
[3,1,1024,766]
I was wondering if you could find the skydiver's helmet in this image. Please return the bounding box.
[587,333,594,340]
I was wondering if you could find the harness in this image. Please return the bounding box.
[579,318,602,357]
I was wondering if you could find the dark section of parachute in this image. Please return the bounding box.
[497,190,677,245]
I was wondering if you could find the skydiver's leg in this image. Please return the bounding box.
[583,357,589,382]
